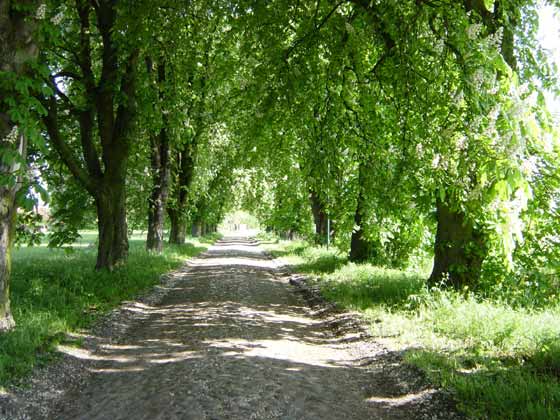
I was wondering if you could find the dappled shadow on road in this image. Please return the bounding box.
[53,238,458,420]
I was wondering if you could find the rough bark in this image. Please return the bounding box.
[349,193,373,262]
[95,179,129,269]
[0,0,40,331]
[428,197,487,289]
[349,165,376,263]
[190,221,201,238]
[168,46,209,245]
[168,211,186,244]
[0,134,25,332]
[281,230,294,240]
[310,190,327,244]
[146,150,170,251]
[0,196,16,331]
[168,142,196,244]
[169,208,187,244]
[146,60,171,253]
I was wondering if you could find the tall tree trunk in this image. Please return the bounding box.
[168,208,187,244]
[168,142,196,244]
[428,197,486,289]
[146,60,170,253]
[0,0,40,331]
[349,195,372,262]
[95,181,128,270]
[349,165,376,262]
[146,180,168,252]
[0,132,25,331]
[309,190,327,244]
[167,46,209,244]
[0,192,16,331]
[191,220,202,237]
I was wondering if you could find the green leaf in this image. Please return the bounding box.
[483,0,495,12]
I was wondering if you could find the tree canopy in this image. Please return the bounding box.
[1,0,560,330]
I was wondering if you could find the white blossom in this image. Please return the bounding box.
[4,126,19,145]
[488,105,501,121]
[518,83,530,97]
[466,23,483,40]
[488,27,504,51]
[470,115,483,131]
[431,154,440,169]
[433,39,444,54]
[455,135,467,151]
[471,68,486,88]
[36,4,47,20]
[521,156,538,177]
[51,12,64,25]
[453,90,465,106]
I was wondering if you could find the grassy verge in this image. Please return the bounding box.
[0,232,216,386]
[267,240,560,420]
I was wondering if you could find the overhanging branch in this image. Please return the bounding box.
[284,0,346,60]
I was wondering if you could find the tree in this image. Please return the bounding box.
[145,57,171,253]
[235,0,557,290]
[349,163,377,262]
[0,0,44,331]
[1,0,551,298]
[309,189,328,242]
[165,5,221,244]
[187,122,238,236]
[41,0,141,269]
[424,0,533,288]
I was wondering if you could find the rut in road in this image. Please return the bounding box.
[51,238,454,420]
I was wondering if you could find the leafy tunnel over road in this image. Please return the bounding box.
[28,238,460,419]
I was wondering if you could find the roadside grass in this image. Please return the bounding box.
[322,263,425,309]
[269,240,560,420]
[0,232,213,386]
[264,240,346,274]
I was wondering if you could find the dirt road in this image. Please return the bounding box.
[3,237,460,419]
